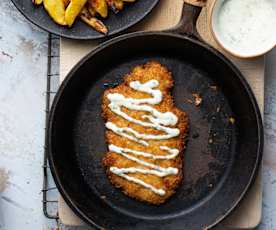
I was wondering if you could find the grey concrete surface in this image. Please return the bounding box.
[0,0,276,229]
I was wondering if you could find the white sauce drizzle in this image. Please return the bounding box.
[106,122,149,146]
[106,122,179,141]
[109,144,179,160]
[105,80,181,196]
[109,170,166,196]
[108,145,178,176]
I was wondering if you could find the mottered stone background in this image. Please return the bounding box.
[0,0,276,229]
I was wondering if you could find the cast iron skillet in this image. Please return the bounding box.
[48,0,263,229]
[10,0,159,39]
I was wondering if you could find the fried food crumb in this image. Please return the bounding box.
[192,93,202,106]
[186,99,193,104]
[229,117,235,124]
[210,85,218,91]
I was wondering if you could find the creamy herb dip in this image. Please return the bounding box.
[213,0,276,56]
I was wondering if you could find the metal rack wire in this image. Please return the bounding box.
[42,33,60,220]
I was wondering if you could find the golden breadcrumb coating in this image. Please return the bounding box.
[102,61,189,204]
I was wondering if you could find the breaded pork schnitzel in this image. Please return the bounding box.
[102,61,189,204]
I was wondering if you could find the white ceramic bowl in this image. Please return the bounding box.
[209,0,276,58]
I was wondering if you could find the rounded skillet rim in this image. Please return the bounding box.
[10,0,159,40]
[47,31,264,229]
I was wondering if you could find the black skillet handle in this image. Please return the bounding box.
[167,0,207,40]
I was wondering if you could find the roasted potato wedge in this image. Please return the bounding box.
[106,0,119,13]
[65,0,88,27]
[113,0,124,11]
[86,2,96,16]
[88,7,96,16]
[32,0,43,5]
[80,7,108,34]
[80,6,91,17]
[34,0,137,34]
[88,0,108,18]
[43,0,66,25]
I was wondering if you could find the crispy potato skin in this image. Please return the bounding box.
[80,7,108,34]
[89,0,108,18]
[113,0,124,10]
[102,61,189,205]
[32,0,43,5]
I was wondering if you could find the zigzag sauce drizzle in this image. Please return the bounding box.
[105,80,180,196]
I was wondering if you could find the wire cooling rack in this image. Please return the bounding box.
[42,33,94,230]
[42,33,60,220]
